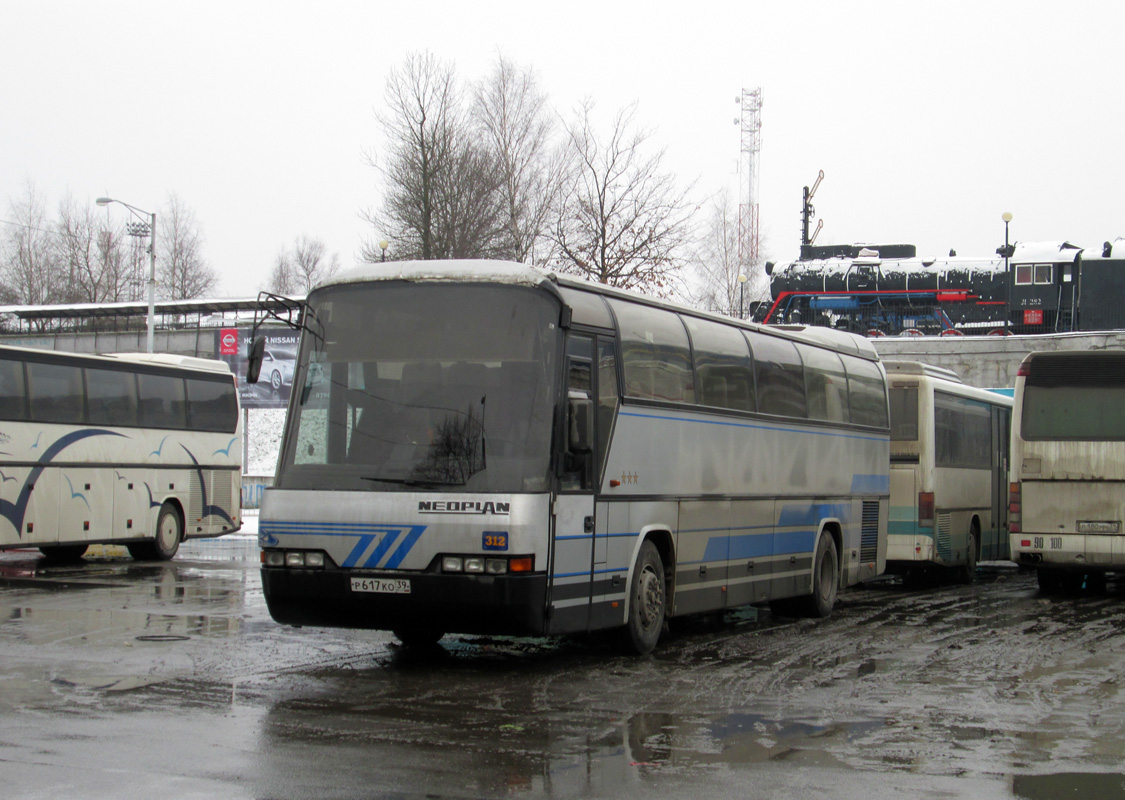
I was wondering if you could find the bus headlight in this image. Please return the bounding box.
[264,550,286,567]
[464,557,485,573]
[442,556,463,572]
[485,559,507,575]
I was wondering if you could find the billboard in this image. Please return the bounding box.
[214,327,299,410]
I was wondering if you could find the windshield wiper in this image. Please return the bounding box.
[360,475,465,488]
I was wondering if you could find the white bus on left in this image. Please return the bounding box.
[0,345,242,561]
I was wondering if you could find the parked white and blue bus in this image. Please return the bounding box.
[884,361,1013,582]
[252,261,890,653]
[0,345,242,561]
[1010,350,1125,591]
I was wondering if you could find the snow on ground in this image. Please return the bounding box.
[244,408,286,476]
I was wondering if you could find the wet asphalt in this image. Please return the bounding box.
[2,533,1125,800]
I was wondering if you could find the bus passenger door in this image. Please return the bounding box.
[991,406,1011,560]
[549,334,598,633]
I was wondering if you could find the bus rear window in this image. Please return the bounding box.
[1022,385,1125,440]
[889,387,918,440]
[1023,355,1125,440]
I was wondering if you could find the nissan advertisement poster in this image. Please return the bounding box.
[216,327,299,410]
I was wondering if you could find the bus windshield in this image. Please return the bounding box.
[276,282,561,493]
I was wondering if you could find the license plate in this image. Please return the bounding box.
[1078,521,1121,533]
[350,577,411,594]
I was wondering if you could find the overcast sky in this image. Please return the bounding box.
[3,0,1121,299]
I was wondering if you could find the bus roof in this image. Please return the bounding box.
[320,259,881,362]
[882,361,962,382]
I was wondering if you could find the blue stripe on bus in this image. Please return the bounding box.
[262,522,427,570]
[851,473,891,493]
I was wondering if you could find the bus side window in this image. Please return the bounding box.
[0,359,27,421]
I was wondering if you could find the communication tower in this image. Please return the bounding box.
[737,88,763,276]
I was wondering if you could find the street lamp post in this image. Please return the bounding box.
[97,197,156,353]
[999,212,1014,332]
[379,239,389,262]
[738,273,748,319]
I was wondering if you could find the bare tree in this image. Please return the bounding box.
[686,190,750,317]
[363,51,506,262]
[0,181,62,308]
[472,54,568,263]
[269,235,340,294]
[57,194,144,304]
[158,194,217,300]
[550,101,696,295]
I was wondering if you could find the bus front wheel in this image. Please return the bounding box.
[128,503,182,561]
[39,544,88,562]
[626,540,666,654]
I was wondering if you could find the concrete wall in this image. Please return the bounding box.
[874,331,1125,389]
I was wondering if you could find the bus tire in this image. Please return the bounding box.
[958,528,978,584]
[392,628,444,647]
[625,540,666,654]
[1036,568,1063,593]
[39,544,88,562]
[801,534,839,618]
[129,503,182,561]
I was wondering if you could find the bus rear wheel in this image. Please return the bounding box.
[392,628,444,647]
[128,503,182,561]
[800,534,839,618]
[958,529,978,584]
[625,540,666,654]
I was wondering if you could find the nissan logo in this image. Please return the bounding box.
[222,332,237,348]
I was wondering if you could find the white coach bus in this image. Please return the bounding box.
[252,261,889,653]
[0,345,242,561]
[884,362,1013,582]
[1010,350,1125,591]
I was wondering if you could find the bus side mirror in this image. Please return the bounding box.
[246,337,266,384]
[568,397,593,453]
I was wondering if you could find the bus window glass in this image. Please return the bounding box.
[0,358,26,421]
[749,334,806,418]
[888,386,919,440]
[682,316,755,412]
[844,357,889,428]
[1034,264,1053,284]
[86,368,137,427]
[1015,265,1033,285]
[1023,384,1125,440]
[799,344,849,423]
[609,300,694,404]
[934,392,992,468]
[138,373,187,429]
[597,338,618,476]
[28,361,83,423]
[186,377,238,433]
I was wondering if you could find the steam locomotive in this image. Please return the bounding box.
[759,239,1125,335]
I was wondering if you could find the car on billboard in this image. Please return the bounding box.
[262,346,296,391]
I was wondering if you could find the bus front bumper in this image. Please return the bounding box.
[261,566,550,636]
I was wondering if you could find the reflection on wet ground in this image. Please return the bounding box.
[3,546,1125,798]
